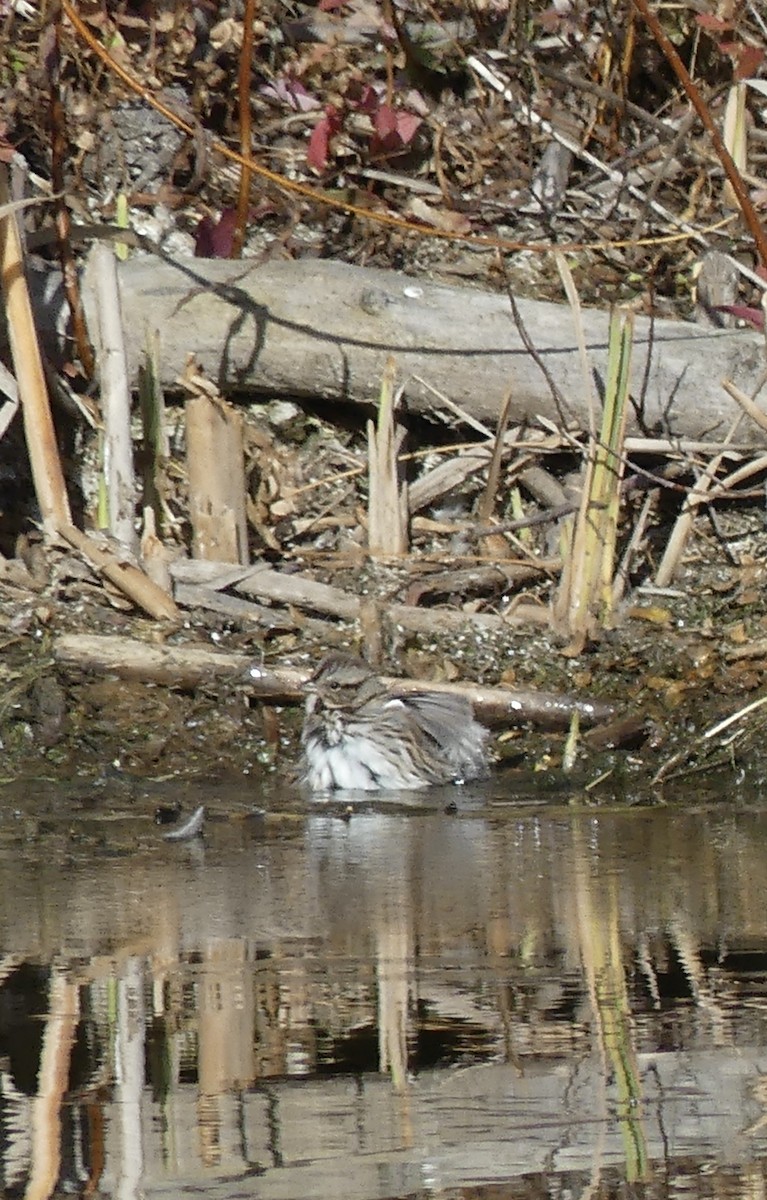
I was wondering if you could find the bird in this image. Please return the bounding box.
[301,653,490,793]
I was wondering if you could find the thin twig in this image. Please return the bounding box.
[632,0,767,267]
[654,692,767,787]
[59,0,712,259]
[498,257,574,429]
[231,0,255,258]
[47,11,94,378]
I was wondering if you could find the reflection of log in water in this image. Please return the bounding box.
[12,1037,767,1195]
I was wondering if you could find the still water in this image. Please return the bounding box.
[3,777,767,1199]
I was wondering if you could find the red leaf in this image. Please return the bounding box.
[713,303,765,330]
[734,44,765,80]
[355,84,382,114]
[195,210,239,258]
[318,0,347,8]
[371,104,422,157]
[307,105,341,173]
[394,111,421,146]
[695,13,734,31]
[374,104,398,139]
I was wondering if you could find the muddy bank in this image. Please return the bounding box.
[1,513,765,807]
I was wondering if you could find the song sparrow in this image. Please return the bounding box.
[301,653,490,793]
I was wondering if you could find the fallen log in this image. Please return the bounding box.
[69,253,766,444]
[52,634,253,689]
[52,632,616,728]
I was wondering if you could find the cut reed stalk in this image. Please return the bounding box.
[367,356,408,558]
[553,310,634,651]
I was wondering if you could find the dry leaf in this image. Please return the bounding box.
[407,197,472,234]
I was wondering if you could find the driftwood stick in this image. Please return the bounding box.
[234,565,363,620]
[58,524,179,622]
[224,563,551,630]
[53,632,615,727]
[172,562,524,634]
[393,676,615,727]
[173,581,330,633]
[53,633,253,687]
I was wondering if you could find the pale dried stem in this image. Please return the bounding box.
[92,242,136,553]
[721,377,767,435]
[654,428,741,588]
[554,251,599,437]
[654,379,755,586]
[0,163,70,536]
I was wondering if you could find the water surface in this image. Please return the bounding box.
[3,777,767,1199]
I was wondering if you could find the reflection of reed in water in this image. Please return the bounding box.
[571,821,649,1183]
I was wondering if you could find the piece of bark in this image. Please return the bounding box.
[74,255,767,445]
[527,141,573,215]
[694,250,740,328]
[409,446,496,513]
[53,632,615,727]
[140,506,172,593]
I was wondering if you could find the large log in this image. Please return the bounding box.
[30,253,767,444]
